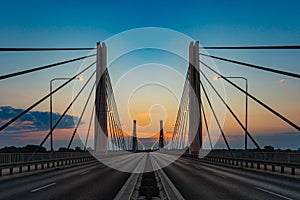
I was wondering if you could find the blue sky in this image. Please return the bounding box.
[1,0,300,47]
[0,0,299,149]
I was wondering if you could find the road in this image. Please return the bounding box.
[1,153,299,200]
[0,161,130,200]
[155,155,300,200]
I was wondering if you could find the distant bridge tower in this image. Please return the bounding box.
[188,41,202,155]
[94,42,108,152]
[132,120,138,152]
[159,120,164,149]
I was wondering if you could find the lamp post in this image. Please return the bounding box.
[217,76,248,150]
[49,77,82,152]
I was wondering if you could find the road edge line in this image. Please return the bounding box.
[114,155,146,200]
[151,155,185,200]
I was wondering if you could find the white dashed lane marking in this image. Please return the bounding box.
[80,171,90,176]
[30,182,56,193]
[256,187,293,200]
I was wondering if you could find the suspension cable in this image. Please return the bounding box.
[200,81,232,152]
[200,60,300,132]
[106,72,126,149]
[106,76,120,150]
[67,82,96,149]
[0,61,96,132]
[84,104,95,151]
[0,47,95,51]
[34,70,96,152]
[200,70,261,150]
[201,103,213,150]
[172,72,189,149]
[200,53,300,78]
[0,54,96,80]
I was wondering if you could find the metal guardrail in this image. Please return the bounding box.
[0,152,95,176]
[206,151,300,164]
[0,152,91,164]
[184,153,300,175]
[203,156,300,175]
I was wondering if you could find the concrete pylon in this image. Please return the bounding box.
[188,41,202,155]
[94,42,108,152]
[159,120,164,149]
[132,120,137,152]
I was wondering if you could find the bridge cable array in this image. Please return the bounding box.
[199,70,262,150]
[0,54,96,80]
[34,69,96,153]
[199,60,300,132]
[84,104,95,151]
[67,81,96,150]
[106,70,127,150]
[200,53,300,79]
[0,61,96,132]
[171,45,299,154]
[0,47,106,154]
[171,72,190,149]
[1,45,299,154]
[199,80,232,152]
[0,45,131,152]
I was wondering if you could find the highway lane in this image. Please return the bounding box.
[157,155,300,200]
[0,160,131,200]
[1,152,299,200]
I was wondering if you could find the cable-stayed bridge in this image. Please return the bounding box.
[0,42,299,200]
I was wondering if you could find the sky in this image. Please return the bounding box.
[0,0,299,150]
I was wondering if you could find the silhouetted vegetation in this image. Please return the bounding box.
[58,146,84,152]
[263,145,275,151]
[0,145,46,153]
[58,147,69,152]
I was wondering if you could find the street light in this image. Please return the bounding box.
[49,76,82,152]
[216,76,248,150]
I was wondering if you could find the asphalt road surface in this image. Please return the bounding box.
[1,153,299,200]
[156,155,300,200]
[0,161,130,200]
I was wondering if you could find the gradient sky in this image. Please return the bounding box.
[0,0,299,150]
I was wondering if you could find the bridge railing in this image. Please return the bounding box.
[184,151,300,175]
[206,151,300,164]
[0,152,91,165]
[203,155,300,175]
[0,152,95,176]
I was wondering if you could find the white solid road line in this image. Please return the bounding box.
[114,154,147,200]
[79,171,90,176]
[255,187,293,200]
[151,155,185,200]
[30,182,56,193]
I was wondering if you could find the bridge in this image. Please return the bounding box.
[0,41,299,200]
